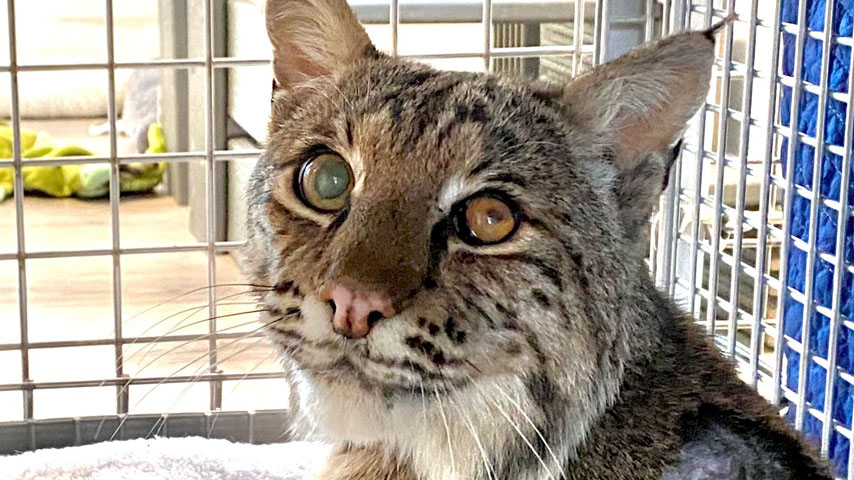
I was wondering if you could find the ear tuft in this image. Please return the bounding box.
[265,0,375,88]
[705,12,739,40]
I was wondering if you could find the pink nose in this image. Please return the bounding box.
[321,284,395,338]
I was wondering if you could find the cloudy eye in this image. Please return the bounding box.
[455,193,519,245]
[297,153,353,212]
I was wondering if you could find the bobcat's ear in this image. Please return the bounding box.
[563,29,716,160]
[265,0,375,89]
[561,27,719,242]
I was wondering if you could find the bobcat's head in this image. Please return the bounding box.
[243,0,714,476]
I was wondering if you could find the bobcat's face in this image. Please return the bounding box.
[250,57,626,397]
[244,0,713,471]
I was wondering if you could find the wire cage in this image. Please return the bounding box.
[1,0,853,477]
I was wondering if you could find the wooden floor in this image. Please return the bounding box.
[0,194,286,421]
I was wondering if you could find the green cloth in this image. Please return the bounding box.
[0,123,167,201]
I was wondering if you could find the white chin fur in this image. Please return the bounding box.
[297,368,554,480]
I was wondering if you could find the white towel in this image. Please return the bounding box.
[0,437,331,480]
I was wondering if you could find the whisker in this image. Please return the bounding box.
[143,335,274,440]
[470,374,565,479]
[465,374,556,480]
[119,309,268,381]
[93,314,274,440]
[123,283,272,327]
[123,289,261,349]
[418,376,428,438]
[106,289,264,387]
[120,306,265,370]
[465,360,483,374]
[207,349,277,437]
[433,386,457,478]
[109,319,278,441]
[447,391,495,480]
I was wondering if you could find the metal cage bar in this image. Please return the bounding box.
[104,0,127,417]
[5,0,31,421]
[772,0,808,407]
[686,0,714,324]
[704,0,735,342]
[792,0,836,433]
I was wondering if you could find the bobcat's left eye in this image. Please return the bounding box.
[455,193,519,245]
[297,153,353,212]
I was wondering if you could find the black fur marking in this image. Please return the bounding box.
[489,125,521,151]
[274,280,294,293]
[386,95,404,123]
[401,336,457,368]
[405,336,421,349]
[496,254,564,291]
[425,218,450,290]
[454,330,467,344]
[494,302,511,316]
[532,289,551,308]
[566,249,589,295]
[505,342,522,355]
[464,298,495,328]
[345,119,354,146]
[444,317,457,339]
[268,306,302,319]
[470,103,489,123]
[525,372,567,469]
[492,323,568,478]
[468,158,494,177]
[423,276,439,290]
[399,70,436,89]
[418,317,428,328]
[428,323,441,336]
[454,103,469,123]
[661,140,683,191]
[503,319,520,331]
[327,204,350,231]
[485,172,529,188]
[406,335,436,356]
[432,351,447,366]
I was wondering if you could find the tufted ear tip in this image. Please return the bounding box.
[705,12,739,41]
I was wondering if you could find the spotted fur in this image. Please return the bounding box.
[240,1,832,478]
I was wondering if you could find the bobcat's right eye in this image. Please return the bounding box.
[453,193,519,245]
[296,153,354,212]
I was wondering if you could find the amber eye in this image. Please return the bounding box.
[456,194,519,245]
[297,153,353,211]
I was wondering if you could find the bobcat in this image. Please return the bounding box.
[243,0,833,478]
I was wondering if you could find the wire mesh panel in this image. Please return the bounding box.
[659,0,854,476]
[0,0,281,434]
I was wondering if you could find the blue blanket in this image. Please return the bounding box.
[780,0,854,474]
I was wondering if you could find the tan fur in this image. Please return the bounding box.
[318,444,418,480]
[561,32,713,160]
[266,0,373,87]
